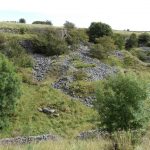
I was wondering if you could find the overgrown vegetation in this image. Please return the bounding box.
[95,73,149,132]
[0,54,21,129]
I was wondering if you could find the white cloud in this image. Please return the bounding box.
[0,0,150,30]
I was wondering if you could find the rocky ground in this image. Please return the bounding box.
[32,45,117,106]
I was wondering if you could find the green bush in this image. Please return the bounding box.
[88,22,113,42]
[66,29,89,47]
[96,36,116,50]
[90,36,116,59]
[95,73,149,132]
[1,40,33,68]
[19,27,27,34]
[113,33,125,50]
[138,33,150,46]
[0,54,21,129]
[125,33,138,50]
[32,32,68,56]
[90,43,105,59]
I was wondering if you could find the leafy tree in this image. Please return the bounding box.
[64,21,75,29]
[125,33,138,50]
[95,73,148,132]
[88,22,113,42]
[0,54,21,129]
[19,18,26,23]
[138,33,150,46]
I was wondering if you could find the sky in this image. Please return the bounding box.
[0,0,150,31]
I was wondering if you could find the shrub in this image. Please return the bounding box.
[113,33,125,50]
[95,73,148,132]
[19,18,26,23]
[19,27,27,34]
[88,22,113,42]
[69,81,95,98]
[32,32,69,56]
[73,70,88,80]
[0,54,21,129]
[32,20,52,25]
[66,29,88,46]
[138,33,150,46]
[125,33,138,50]
[90,43,105,59]
[64,21,75,29]
[96,36,116,50]
[1,40,33,68]
[90,36,116,59]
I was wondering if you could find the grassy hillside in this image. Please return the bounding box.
[0,22,150,149]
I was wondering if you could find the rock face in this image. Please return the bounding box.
[0,134,59,145]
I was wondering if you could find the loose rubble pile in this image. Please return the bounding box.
[0,134,59,145]
[32,45,117,106]
[32,54,52,81]
[76,130,109,140]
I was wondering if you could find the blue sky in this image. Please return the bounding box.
[0,0,150,31]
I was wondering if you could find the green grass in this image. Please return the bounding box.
[0,139,113,150]
[0,22,60,30]
[0,75,98,138]
[73,60,96,69]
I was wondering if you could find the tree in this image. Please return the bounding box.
[138,33,150,46]
[95,73,148,132]
[0,54,21,129]
[125,33,138,50]
[64,21,75,29]
[88,22,113,42]
[19,18,26,23]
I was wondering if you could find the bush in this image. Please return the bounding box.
[66,29,89,46]
[125,33,138,49]
[113,33,125,50]
[90,36,116,59]
[138,33,150,46]
[1,40,33,68]
[32,20,52,25]
[32,32,68,56]
[0,54,21,129]
[88,22,113,42]
[95,73,148,132]
[90,43,105,59]
[64,21,75,29]
[19,18,26,23]
[96,36,116,50]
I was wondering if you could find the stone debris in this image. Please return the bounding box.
[0,134,59,145]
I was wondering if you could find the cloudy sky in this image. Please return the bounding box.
[0,0,150,31]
